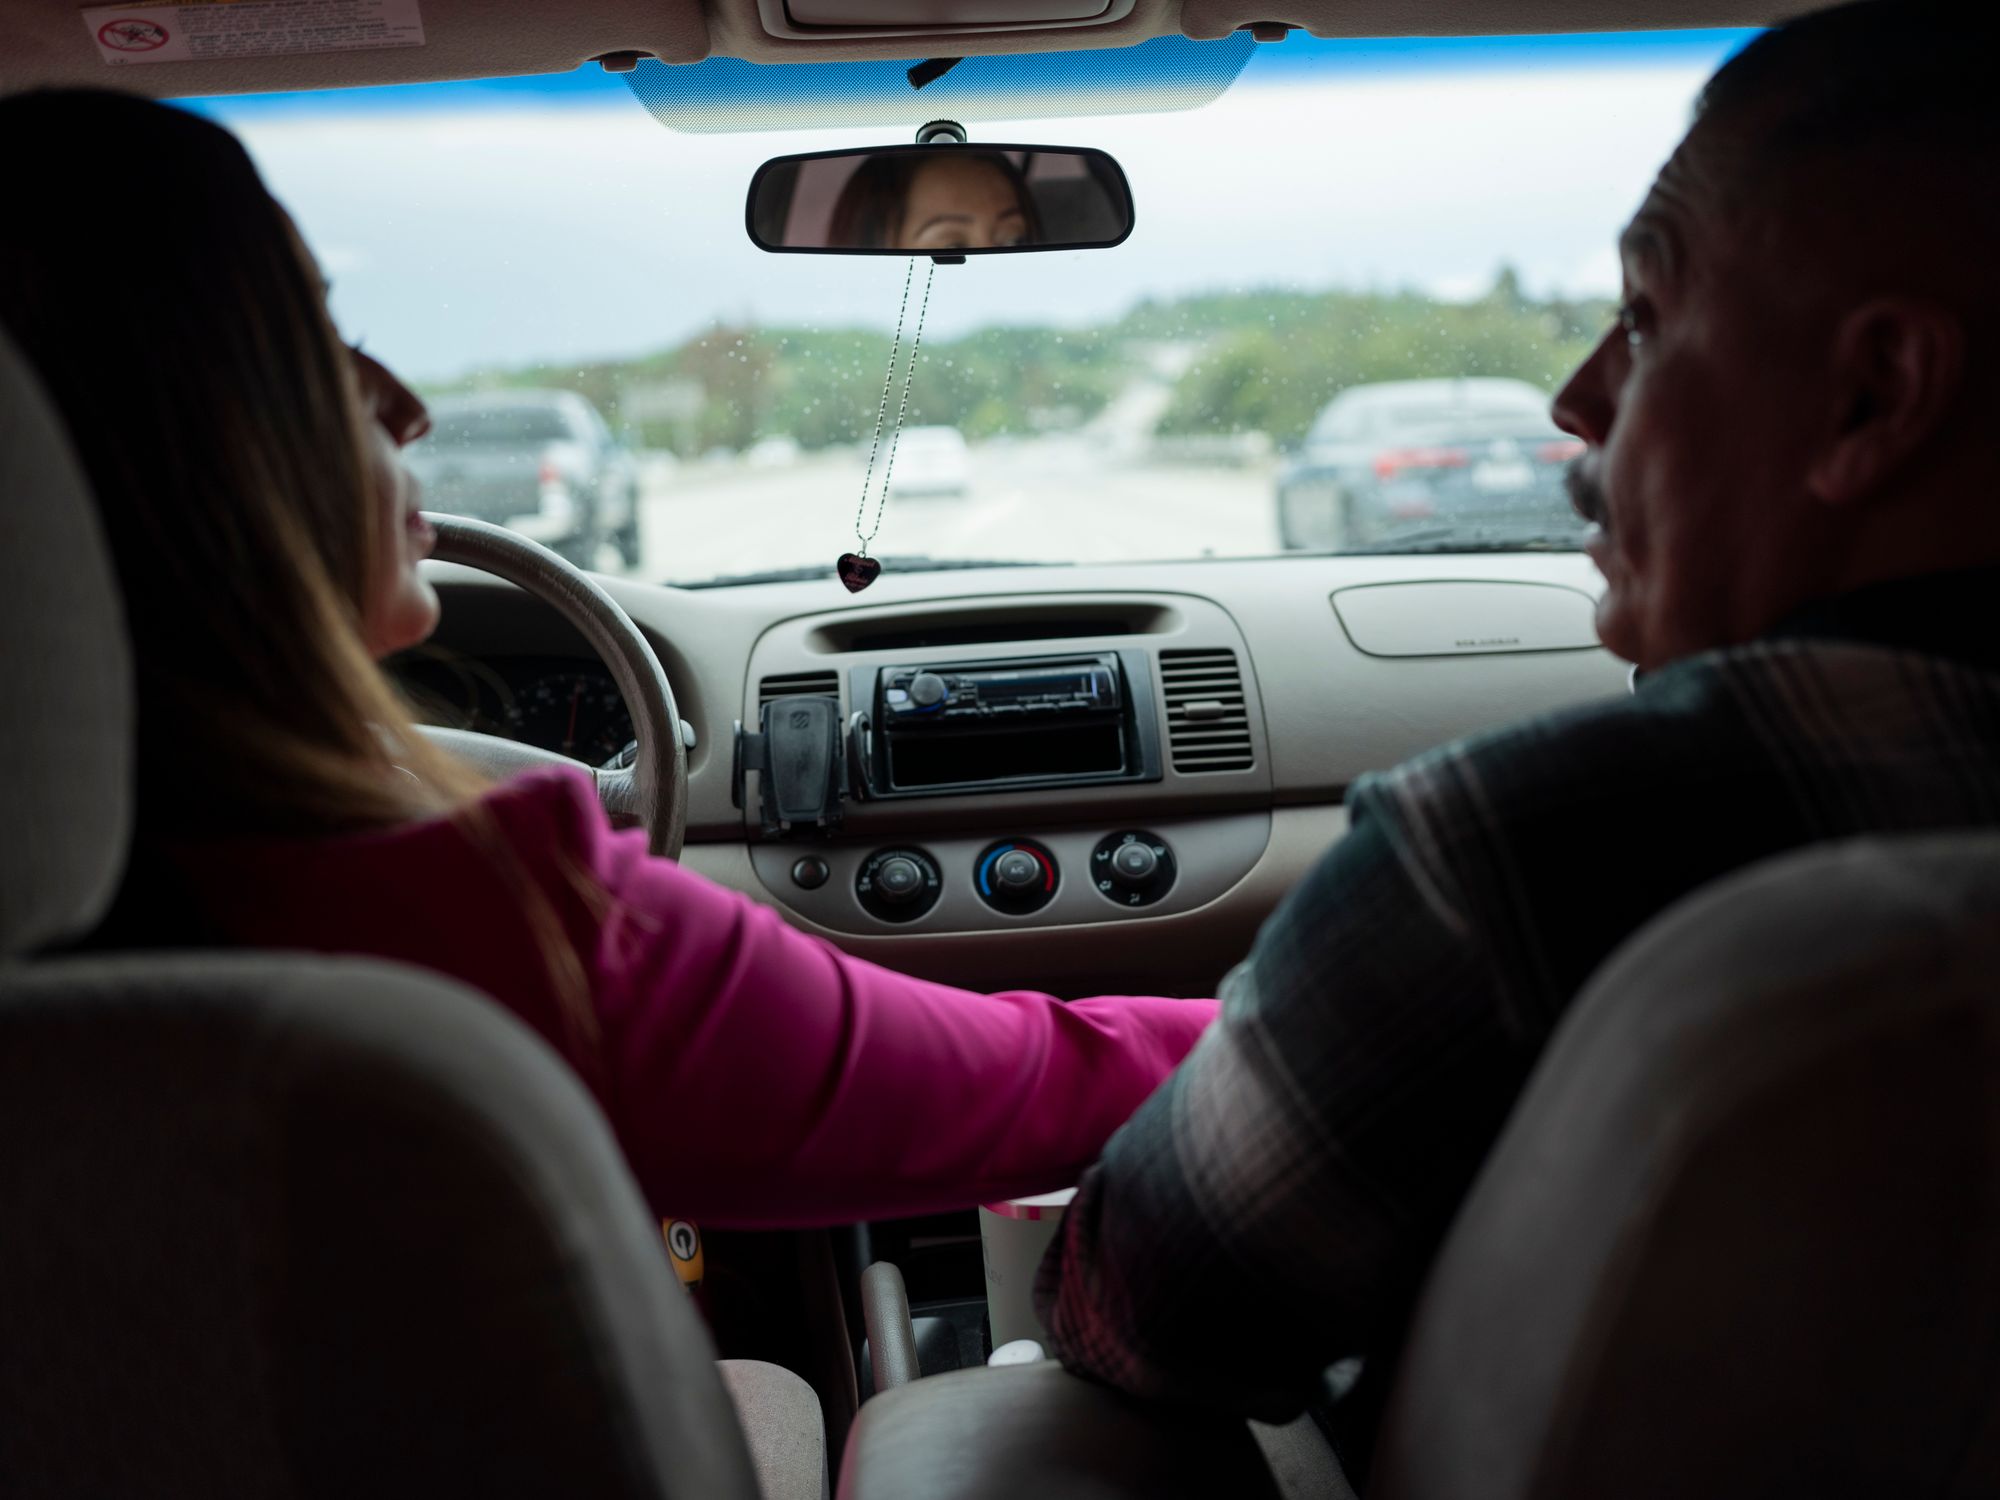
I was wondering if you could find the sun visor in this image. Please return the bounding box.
[624,30,1255,132]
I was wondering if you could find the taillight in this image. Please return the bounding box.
[1537,439,1585,464]
[1373,446,1468,480]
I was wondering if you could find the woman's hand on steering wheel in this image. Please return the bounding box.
[414,515,689,859]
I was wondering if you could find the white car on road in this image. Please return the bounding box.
[887,425,971,498]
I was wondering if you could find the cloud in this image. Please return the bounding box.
[219,55,1721,381]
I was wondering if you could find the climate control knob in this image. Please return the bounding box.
[1091,831,1176,908]
[975,839,1058,915]
[992,849,1043,891]
[856,847,942,923]
[875,856,925,902]
[1109,842,1159,885]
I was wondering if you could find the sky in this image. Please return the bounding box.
[191,30,1753,384]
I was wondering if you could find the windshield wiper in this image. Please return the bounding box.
[675,556,1063,590]
[1334,526,1587,556]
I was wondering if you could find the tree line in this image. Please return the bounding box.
[424,269,1612,456]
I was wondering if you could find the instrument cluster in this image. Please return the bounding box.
[390,646,635,767]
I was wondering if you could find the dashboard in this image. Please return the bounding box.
[407,553,1627,997]
[392,648,636,766]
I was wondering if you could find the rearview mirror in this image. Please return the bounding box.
[747,145,1134,256]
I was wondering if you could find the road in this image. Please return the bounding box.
[610,434,1280,587]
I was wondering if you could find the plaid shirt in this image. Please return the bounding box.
[1036,569,2000,1456]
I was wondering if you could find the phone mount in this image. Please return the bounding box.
[733,694,847,837]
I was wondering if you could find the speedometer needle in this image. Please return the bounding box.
[564,684,581,755]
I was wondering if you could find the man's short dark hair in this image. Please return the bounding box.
[1691,1,1998,316]
[1699,1,1998,163]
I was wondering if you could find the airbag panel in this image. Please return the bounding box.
[1331,580,1600,658]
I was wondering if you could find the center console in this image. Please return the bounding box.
[735,594,1273,938]
[856,651,1160,798]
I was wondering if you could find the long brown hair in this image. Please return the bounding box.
[0,91,607,1063]
[0,89,479,837]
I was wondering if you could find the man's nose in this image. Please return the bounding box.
[1552,331,1616,448]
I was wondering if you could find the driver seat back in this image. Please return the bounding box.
[0,314,762,1497]
[1372,832,2000,1500]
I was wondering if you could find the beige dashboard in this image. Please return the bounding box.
[419,553,1627,996]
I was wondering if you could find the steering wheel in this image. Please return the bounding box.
[418,514,688,859]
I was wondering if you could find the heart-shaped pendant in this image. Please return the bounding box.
[837,553,882,593]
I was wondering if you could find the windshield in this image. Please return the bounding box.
[191,29,1751,584]
[430,404,578,446]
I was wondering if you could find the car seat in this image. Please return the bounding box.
[1371,831,2000,1498]
[0,322,818,1499]
[839,829,2000,1499]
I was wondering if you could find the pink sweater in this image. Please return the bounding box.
[174,768,1216,1228]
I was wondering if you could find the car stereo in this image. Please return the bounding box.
[851,650,1161,798]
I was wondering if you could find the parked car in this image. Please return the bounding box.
[887,424,972,498]
[404,390,641,567]
[1275,378,1585,552]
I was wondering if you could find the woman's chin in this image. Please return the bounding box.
[366,576,441,659]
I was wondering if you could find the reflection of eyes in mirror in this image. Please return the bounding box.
[832,152,1040,252]
[749,146,1132,255]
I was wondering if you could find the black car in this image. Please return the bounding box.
[1276,377,1585,552]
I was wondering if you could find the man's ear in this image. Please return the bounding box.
[1807,298,1965,508]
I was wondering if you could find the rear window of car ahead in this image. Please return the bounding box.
[431,407,577,445]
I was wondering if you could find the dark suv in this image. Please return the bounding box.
[406,390,641,568]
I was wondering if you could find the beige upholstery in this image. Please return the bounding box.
[1250,1412,1358,1500]
[0,953,766,1499]
[838,835,2000,1499]
[0,298,780,1499]
[1372,833,2000,1500]
[0,321,131,957]
[723,1359,834,1500]
[836,1360,1289,1500]
[1,0,1826,97]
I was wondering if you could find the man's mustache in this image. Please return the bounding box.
[1565,460,1608,526]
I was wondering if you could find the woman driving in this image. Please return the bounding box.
[0,90,1212,1228]
[828,150,1042,252]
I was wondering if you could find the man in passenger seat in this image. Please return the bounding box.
[1038,0,2000,1474]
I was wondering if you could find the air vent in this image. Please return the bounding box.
[1159,649,1253,774]
[759,670,839,708]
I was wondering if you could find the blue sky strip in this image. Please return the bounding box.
[186,29,1758,124]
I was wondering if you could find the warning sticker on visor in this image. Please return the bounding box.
[82,0,424,66]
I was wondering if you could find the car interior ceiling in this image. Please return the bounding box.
[11,0,1818,95]
[5,3,1958,1499]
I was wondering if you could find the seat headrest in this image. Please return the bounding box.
[1375,831,2000,1500]
[0,322,133,957]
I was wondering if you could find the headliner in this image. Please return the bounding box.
[7,0,1817,101]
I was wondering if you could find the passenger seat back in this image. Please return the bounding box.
[1373,833,2000,1500]
[0,313,761,1499]
[0,953,763,1500]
